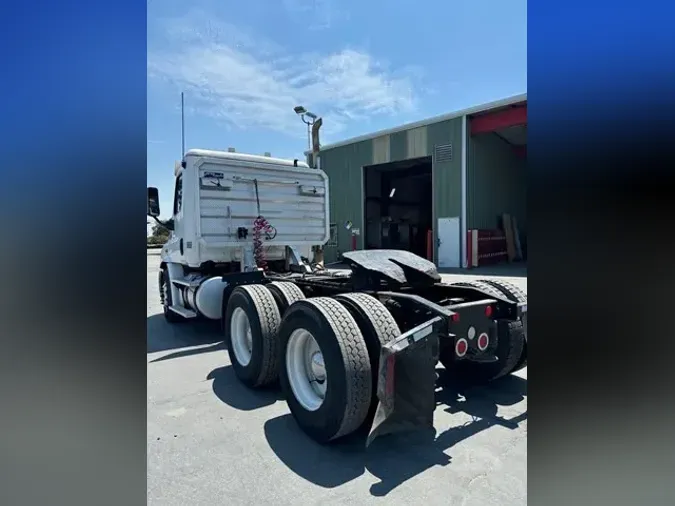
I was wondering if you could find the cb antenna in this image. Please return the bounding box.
[181,91,185,158]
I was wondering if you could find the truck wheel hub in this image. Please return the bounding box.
[230,307,253,366]
[310,352,325,381]
[286,328,327,411]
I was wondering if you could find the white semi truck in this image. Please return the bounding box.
[148,147,527,445]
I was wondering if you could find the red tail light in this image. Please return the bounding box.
[455,338,468,357]
[477,333,489,351]
[451,312,460,323]
[485,305,493,318]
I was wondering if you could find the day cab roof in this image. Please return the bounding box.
[183,149,310,169]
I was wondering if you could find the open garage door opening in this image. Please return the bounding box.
[467,102,527,271]
[363,157,433,259]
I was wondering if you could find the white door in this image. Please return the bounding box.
[437,217,460,268]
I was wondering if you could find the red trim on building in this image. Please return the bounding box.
[470,105,527,135]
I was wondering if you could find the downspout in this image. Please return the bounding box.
[461,115,468,268]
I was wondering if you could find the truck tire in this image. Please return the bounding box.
[224,285,282,388]
[334,293,401,418]
[441,281,525,383]
[479,279,528,372]
[266,281,305,315]
[159,267,185,324]
[279,297,372,443]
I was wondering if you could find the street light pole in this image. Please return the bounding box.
[300,116,314,151]
[293,105,317,153]
[306,121,311,151]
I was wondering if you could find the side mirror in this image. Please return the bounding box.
[147,187,160,217]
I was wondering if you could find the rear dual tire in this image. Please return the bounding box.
[441,281,525,383]
[279,297,373,443]
[479,279,528,372]
[279,293,400,443]
[224,281,306,388]
[333,293,401,422]
[224,285,401,443]
[224,285,282,388]
[266,281,305,314]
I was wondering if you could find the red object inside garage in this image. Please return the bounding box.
[466,101,527,268]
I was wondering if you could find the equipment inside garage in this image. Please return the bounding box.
[363,157,433,259]
[467,103,527,269]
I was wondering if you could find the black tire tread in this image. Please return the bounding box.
[303,297,372,440]
[266,281,305,315]
[334,292,401,348]
[493,321,525,378]
[480,279,527,303]
[479,279,528,371]
[159,267,185,324]
[334,293,401,418]
[235,284,282,387]
[453,280,506,299]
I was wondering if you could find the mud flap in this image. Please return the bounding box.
[367,317,444,446]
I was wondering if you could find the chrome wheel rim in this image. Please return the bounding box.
[286,328,327,411]
[230,307,253,366]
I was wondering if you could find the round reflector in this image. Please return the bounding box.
[477,332,489,351]
[455,338,468,357]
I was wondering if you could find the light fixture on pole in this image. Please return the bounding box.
[294,105,317,151]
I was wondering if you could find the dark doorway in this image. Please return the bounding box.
[363,157,433,259]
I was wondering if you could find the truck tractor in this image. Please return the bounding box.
[147,148,528,445]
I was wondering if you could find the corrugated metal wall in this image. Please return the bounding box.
[407,126,428,159]
[389,131,407,162]
[372,135,390,164]
[427,118,463,263]
[320,140,372,262]
[467,133,526,233]
[320,117,466,264]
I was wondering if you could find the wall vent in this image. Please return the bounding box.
[434,143,453,162]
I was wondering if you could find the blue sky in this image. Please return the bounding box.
[147,0,527,232]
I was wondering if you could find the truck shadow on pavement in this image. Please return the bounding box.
[147,314,225,356]
[207,366,285,411]
[263,373,527,496]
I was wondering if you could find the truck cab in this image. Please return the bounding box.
[149,149,330,271]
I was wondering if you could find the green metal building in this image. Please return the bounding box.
[314,93,527,268]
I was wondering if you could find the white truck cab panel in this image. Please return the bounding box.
[159,149,330,268]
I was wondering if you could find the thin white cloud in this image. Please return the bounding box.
[148,12,420,141]
[281,0,348,31]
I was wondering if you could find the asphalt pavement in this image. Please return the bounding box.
[147,252,527,505]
